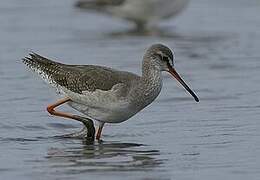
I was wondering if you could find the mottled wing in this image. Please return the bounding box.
[22,53,138,94]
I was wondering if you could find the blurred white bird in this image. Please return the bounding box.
[75,0,190,31]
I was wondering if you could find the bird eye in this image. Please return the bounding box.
[162,56,169,62]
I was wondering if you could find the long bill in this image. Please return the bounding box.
[168,67,199,102]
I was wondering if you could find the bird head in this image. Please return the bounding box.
[146,44,199,102]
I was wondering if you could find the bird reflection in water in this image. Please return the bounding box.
[46,140,163,172]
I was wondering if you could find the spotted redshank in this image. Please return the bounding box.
[23,44,199,141]
[75,0,190,31]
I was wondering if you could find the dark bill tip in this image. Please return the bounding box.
[168,67,199,103]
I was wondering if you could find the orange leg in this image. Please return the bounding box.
[96,123,104,140]
[46,97,95,139]
[47,97,74,119]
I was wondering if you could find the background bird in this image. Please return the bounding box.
[75,0,190,31]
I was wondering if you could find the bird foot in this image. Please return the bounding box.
[57,127,95,143]
[60,127,90,138]
[55,115,96,142]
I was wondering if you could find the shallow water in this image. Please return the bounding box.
[0,0,260,179]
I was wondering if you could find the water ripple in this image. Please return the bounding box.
[44,141,164,173]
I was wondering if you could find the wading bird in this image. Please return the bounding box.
[23,44,199,141]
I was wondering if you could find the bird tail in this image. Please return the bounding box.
[22,53,65,89]
[23,52,63,74]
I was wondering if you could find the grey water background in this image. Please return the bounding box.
[0,0,260,179]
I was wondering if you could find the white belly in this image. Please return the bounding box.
[61,83,140,123]
[67,101,137,123]
[111,0,189,23]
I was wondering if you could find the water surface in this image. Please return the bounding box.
[0,0,260,179]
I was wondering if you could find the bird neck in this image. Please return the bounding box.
[140,58,163,98]
[127,58,163,111]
